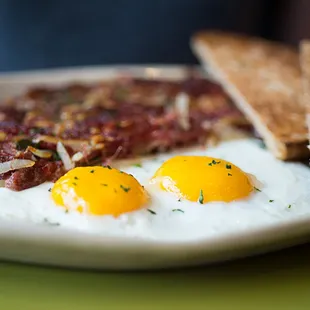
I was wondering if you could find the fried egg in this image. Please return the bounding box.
[151,156,253,203]
[0,138,310,241]
[51,166,148,216]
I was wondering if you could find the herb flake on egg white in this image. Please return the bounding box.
[198,190,204,204]
[133,163,142,168]
[172,209,184,213]
[43,218,60,226]
[147,209,156,215]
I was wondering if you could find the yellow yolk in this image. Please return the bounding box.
[51,166,148,216]
[151,156,253,203]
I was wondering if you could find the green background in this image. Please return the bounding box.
[0,243,310,310]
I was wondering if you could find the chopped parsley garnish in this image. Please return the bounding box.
[288,204,292,209]
[269,200,274,203]
[106,165,112,170]
[101,183,108,187]
[228,173,232,176]
[48,188,51,192]
[198,189,204,204]
[16,139,33,151]
[29,127,41,135]
[65,210,69,214]
[172,209,184,213]
[52,152,61,161]
[147,209,156,215]
[254,187,261,192]
[43,218,60,226]
[178,198,182,202]
[72,182,77,186]
[74,176,79,180]
[226,164,232,169]
[133,163,142,168]
[209,160,220,166]
[90,169,95,174]
[120,185,130,192]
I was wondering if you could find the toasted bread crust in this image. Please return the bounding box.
[192,31,308,160]
[300,40,310,146]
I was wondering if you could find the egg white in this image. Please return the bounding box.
[0,138,310,241]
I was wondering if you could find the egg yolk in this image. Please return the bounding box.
[151,156,253,203]
[51,166,148,216]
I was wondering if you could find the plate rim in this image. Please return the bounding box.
[0,64,309,269]
[0,64,203,81]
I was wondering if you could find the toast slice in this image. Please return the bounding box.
[191,31,308,160]
[300,40,310,149]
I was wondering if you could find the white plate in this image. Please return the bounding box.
[0,65,310,270]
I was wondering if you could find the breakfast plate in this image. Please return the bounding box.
[1,65,310,270]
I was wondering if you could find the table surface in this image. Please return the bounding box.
[0,243,310,310]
